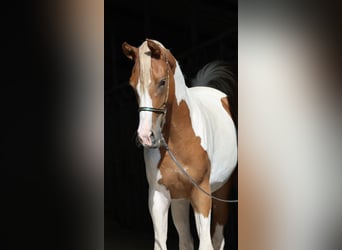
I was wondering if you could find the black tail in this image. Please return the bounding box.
[191,61,238,127]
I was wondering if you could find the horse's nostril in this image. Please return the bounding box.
[150,131,156,144]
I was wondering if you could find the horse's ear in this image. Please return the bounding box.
[122,42,138,60]
[146,39,161,59]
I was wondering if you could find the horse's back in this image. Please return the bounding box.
[188,86,237,192]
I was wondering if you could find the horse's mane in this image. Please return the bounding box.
[190,61,236,98]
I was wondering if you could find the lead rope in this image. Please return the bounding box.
[160,135,238,203]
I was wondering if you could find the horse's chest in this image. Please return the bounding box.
[144,147,210,199]
[158,156,194,199]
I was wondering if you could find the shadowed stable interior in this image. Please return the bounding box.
[105,0,237,249]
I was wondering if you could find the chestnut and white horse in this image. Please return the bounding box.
[122,39,237,250]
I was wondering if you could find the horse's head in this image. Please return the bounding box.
[122,39,176,148]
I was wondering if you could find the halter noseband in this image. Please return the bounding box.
[138,106,167,114]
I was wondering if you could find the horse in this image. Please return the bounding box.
[122,39,237,250]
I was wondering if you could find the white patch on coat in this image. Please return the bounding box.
[194,211,214,250]
[149,187,171,250]
[174,62,190,105]
[144,148,161,185]
[188,87,237,191]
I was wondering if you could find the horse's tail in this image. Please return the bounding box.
[191,61,238,125]
[191,61,236,98]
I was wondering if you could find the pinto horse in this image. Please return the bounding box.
[122,39,237,250]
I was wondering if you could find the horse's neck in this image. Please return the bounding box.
[167,62,196,144]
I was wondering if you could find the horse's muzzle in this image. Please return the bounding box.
[137,130,161,148]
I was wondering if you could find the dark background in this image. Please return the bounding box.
[105,0,238,249]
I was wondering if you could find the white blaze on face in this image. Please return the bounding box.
[137,42,153,146]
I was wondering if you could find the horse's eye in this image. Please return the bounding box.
[158,79,166,87]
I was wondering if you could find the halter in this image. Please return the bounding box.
[138,106,166,114]
[138,58,170,116]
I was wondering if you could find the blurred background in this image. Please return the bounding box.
[104,0,238,249]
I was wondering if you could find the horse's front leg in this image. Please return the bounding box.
[171,199,194,250]
[148,186,171,250]
[191,180,214,250]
